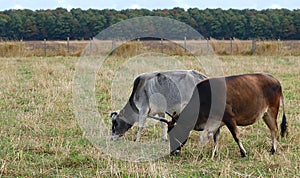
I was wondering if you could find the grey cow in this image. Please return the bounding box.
[111,70,207,141]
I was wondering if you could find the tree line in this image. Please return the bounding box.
[0,7,299,40]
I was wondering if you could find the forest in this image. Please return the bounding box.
[0,7,299,40]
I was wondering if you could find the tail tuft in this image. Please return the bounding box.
[280,114,287,137]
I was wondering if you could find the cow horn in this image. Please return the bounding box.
[159,117,169,124]
[165,111,175,119]
[148,115,169,124]
[166,111,179,123]
[110,111,118,118]
[166,111,174,119]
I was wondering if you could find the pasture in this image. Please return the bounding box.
[0,55,299,177]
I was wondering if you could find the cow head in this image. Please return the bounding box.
[111,110,133,140]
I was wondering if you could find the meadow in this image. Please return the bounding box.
[0,54,299,177]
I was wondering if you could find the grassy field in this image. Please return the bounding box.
[0,55,299,177]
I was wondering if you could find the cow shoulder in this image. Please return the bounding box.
[189,70,207,80]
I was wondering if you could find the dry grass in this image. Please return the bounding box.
[0,55,299,177]
[1,40,300,57]
[210,39,300,56]
[0,40,87,57]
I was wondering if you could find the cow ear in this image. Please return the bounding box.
[173,112,179,122]
[119,109,124,115]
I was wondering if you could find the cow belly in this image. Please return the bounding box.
[235,107,268,126]
[149,103,181,117]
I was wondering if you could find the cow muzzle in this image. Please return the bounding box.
[111,133,123,141]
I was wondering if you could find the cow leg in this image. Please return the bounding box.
[136,108,149,142]
[170,138,188,155]
[136,119,146,142]
[158,113,168,142]
[211,128,220,158]
[169,126,190,155]
[224,119,247,157]
[136,127,144,142]
[262,111,279,155]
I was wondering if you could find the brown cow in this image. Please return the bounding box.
[160,73,287,157]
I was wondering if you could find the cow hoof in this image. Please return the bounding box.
[170,150,181,156]
[240,151,247,157]
[211,152,218,159]
[270,147,276,155]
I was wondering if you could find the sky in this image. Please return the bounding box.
[0,0,299,11]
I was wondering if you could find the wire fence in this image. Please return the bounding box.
[0,38,299,57]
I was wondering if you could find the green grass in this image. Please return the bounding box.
[0,56,299,177]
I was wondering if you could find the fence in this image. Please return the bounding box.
[209,39,300,56]
[0,38,299,57]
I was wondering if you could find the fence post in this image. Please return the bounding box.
[67,37,70,56]
[43,39,47,57]
[230,38,233,55]
[206,38,210,54]
[112,39,116,54]
[184,35,187,53]
[137,38,140,53]
[277,39,280,54]
[89,37,92,55]
[161,38,164,54]
[252,39,257,55]
[20,39,23,57]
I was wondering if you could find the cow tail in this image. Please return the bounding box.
[129,76,141,114]
[280,91,288,137]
